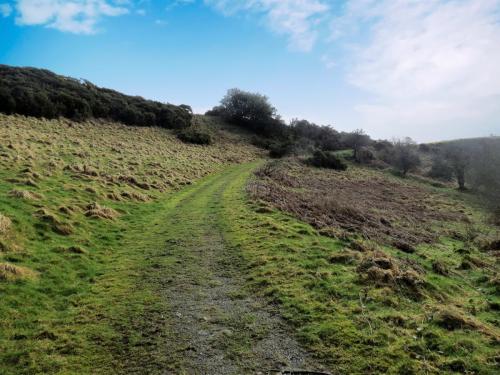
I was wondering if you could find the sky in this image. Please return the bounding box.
[1,0,500,142]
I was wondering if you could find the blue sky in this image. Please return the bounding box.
[1,1,500,142]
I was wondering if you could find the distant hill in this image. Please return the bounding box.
[0,65,192,129]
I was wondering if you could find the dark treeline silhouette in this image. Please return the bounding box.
[0,65,192,129]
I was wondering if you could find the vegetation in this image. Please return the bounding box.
[0,114,261,374]
[389,138,421,176]
[0,65,192,129]
[176,124,213,145]
[206,88,287,138]
[1,64,499,374]
[308,150,347,170]
[243,159,500,373]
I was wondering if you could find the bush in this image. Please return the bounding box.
[390,138,421,176]
[0,65,192,129]
[308,150,347,170]
[269,141,294,158]
[428,157,454,181]
[176,126,212,145]
[357,147,375,164]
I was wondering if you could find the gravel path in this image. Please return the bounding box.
[157,164,327,375]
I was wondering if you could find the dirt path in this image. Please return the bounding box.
[152,163,325,374]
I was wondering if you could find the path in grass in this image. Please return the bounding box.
[150,162,324,374]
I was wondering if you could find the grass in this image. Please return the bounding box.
[219,159,500,374]
[0,114,261,374]
[1,113,499,374]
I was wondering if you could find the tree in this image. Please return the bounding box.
[443,143,470,190]
[428,156,454,181]
[220,88,276,123]
[342,129,371,162]
[391,138,421,176]
[212,88,287,137]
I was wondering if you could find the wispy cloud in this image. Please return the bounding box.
[205,0,330,52]
[14,0,129,34]
[331,0,500,140]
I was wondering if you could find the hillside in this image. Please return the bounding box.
[243,158,500,373]
[0,114,263,374]
[0,66,499,375]
[0,65,191,128]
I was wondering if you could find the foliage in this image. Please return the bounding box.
[0,65,192,129]
[428,156,454,181]
[0,114,261,374]
[341,129,371,161]
[290,119,341,151]
[390,138,421,176]
[268,140,295,158]
[209,88,288,138]
[308,150,347,170]
[177,125,213,145]
[443,143,471,190]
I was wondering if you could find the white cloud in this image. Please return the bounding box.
[205,0,330,51]
[15,0,129,34]
[331,0,500,140]
[0,3,12,17]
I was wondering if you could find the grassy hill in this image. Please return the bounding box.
[0,113,262,374]
[0,65,499,374]
[234,158,499,373]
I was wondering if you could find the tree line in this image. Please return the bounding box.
[206,88,500,221]
[0,65,192,129]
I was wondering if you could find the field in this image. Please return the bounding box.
[237,158,500,373]
[0,114,262,374]
[1,113,499,374]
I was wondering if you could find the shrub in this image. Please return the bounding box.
[357,147,375,164]
[176,126,212,145]
[341,129,371,161]
[268,141,294,158]
[390,138,421,176]
[0,65,192,129]
[428,156,454,181]
[308,150,347,170]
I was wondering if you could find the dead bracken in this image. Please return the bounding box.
[249,160,469,247]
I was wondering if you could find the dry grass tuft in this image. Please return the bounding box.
[9,189,43,200]
[435,308,482,331]
[85,202,119,220]
[0,262,35,281]
[121,191,150,202]
[357,250,426,297]
[65,246,88,255]
[329,250,361,264]
[0,213,12,234]
[53,223,74,236]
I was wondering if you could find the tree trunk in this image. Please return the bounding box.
[457,168,465,190]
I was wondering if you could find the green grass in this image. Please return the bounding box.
[0,114,261,374]
[218,163,500,374]
[1,114,499,374]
